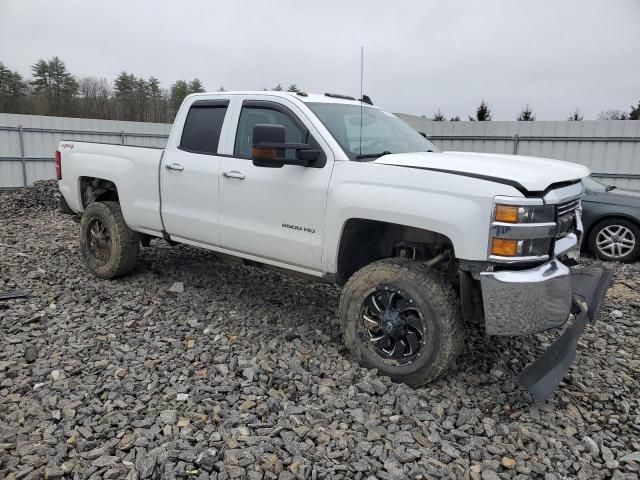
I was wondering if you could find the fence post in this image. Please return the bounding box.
[121,130,125,145]
[512,134,519,155]
[18,125,27,187]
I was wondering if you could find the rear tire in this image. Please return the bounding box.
[339,258,463,387]
[588,218,639,262]
[80,201,139,279]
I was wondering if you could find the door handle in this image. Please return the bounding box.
[165,163,184,171]
[223,171,246,180]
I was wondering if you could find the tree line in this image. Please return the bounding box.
[431,99,640,122]
[0,56,302,123]
[1,56,639,123]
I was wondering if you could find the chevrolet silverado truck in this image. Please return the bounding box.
[56,91,611,401]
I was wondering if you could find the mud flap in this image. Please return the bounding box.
[516,267,613,402]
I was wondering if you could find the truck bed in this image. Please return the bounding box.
[57,141,165,235]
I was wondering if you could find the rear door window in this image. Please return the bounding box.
[180,102,229,155]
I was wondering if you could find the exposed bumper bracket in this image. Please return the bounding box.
[515,267,613,402]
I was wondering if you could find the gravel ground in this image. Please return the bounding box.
[0,180,639,480]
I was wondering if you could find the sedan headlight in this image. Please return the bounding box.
[489,199,556,262]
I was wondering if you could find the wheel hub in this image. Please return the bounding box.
[360,286,426,365]
[381,309,406,337]
[596,224,635,259]
[87,219,111,263]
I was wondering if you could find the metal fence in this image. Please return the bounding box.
[396,114,640,190]
[2,112,639,190]
[0,113,171,189]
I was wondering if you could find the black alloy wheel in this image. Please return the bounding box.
[360,286,426,365]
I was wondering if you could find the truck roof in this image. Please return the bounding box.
[187,91,374,106]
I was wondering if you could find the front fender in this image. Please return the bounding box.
[322,162,524,273]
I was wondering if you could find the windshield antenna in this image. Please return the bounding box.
[359,46,364,158]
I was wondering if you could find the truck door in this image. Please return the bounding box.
[160,99,231,246]
[218,98,334,272]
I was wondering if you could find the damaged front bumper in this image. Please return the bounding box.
[480,260,612,401]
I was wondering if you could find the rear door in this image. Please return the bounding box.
[160,98,231,246]
[217,97,334,272]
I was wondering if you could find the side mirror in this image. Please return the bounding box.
[251,124,323,168]
[252,124,286,164]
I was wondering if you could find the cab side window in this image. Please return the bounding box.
[180,103,228,155]
[234,106,305,160]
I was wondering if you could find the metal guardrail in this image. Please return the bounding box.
[428,134,640,155]
[2,126,639,186]
[428,134,640,181]
[0,125,170,187]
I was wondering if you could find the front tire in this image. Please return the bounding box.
[79,201,140,279]
[588,218,639,262]
[339,258,463,387]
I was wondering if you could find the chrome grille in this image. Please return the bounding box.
[557,199,580,216]
[556,198,581,238]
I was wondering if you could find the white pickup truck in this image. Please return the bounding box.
[56,91,611,400]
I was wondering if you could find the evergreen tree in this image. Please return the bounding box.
[147,77,164,122]
[114,71,137,120]
[30,57,78,115]
[0,62,28,112]
[287,83,300,93]
[272,83,284,91]
[517,103,535,121]
[188,78,205,93]
[568,108,583,121]
[169,80,190,115]
[629,101,640,120]
[473,100,492,121]
[432,109,446,121]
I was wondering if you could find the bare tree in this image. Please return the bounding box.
[77,77,112,118]
[598,109,629,120]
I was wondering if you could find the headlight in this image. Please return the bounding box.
[489,198,556,262]
[494,204,555,224]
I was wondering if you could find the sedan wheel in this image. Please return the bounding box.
[589,218,640,262]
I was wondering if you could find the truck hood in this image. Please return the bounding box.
[374,151,590,193]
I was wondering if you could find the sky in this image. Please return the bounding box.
[1,0,639,120]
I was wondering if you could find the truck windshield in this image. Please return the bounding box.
[307,102,439,161]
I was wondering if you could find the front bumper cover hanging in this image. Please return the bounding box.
[515,267,613,402]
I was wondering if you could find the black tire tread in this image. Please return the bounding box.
[339,258,464,386]
[80,201,139,279]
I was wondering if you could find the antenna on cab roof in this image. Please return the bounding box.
[359,46,364,158]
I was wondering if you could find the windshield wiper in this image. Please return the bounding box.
[605,185,617,192]
[355,150,392,160]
